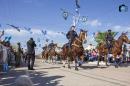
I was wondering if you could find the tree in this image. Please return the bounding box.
[94,32,117,44]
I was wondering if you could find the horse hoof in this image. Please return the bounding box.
[97,64,100,66]
[79,64,82,67]
[75,67,78,71]
[115,65,118,68]
[106,64,109,66]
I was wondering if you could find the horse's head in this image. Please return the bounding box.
[79,29,87,43]
[120,32,130,43]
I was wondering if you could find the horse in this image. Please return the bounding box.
[48,44,58,64]
[97,32,130,67]
[41,47,49,63]
[62,29,87,70]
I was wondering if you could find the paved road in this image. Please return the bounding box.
[0,59,130,86]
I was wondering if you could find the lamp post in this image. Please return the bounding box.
[61,0,87,28]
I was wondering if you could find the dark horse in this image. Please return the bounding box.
[62,29,87,70]
[97,32,130,67]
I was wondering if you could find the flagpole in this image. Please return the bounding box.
[61,0,87,30]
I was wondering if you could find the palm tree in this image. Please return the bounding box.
[94,32,117,44]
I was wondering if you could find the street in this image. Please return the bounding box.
[0,58,130,86]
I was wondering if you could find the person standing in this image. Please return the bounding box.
[27,38,36,70]
[15,42,22,67]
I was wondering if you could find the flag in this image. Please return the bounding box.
[58,32,66,35]
[114,32,118,37]
[0,30,4,38]
[119,4,128,12]
[39,44,41,47]
[7,24,20,32]
[61,32,66,35]
[75,0,80,8]
[30,31,33,34]
[41,30,47,35]
[4,36,8,41]
[45,38,49,42]
[37,38,40,42]
[24,27,31,31]
[7,36,12,41]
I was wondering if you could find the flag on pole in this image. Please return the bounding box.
[7,24,20,32]
[75,0,80,8]
[24,27,31,31]
[119,4,128,12]
[0,30,4,38]
[41,30,47,35]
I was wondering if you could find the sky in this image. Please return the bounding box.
[0,0,130,53]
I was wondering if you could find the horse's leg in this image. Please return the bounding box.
[48,56,51,64]
[62,55,66,68]
[114,57,118,68]
[42,54,45,63]
[105,55,108,66]
[55,56,57,64]
[79,55,84,67]
[97,55,100,66]
[75,57,78,71]
[62,60,66,68]
[67,56,71,69]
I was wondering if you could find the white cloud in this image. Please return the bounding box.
[87,19,102,27]
[47,30,63,37]
[112,25,130,32]
[4,28,64,38]
[31,29,42,34]
[5,28,28,36]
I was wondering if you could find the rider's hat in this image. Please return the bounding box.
[30,37,33,40]
[70,25,76,31]
[108,29,111,32]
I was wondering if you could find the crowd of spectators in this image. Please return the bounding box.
[0,40,24,72]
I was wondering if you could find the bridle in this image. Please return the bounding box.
[72,31,86,48]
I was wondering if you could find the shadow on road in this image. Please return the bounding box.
[80,65,108,70]
[0,68,64,86]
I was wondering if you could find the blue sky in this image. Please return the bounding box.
[0,0,130,52]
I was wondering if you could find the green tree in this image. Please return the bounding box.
[95,32,117,44]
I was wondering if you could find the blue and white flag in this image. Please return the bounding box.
[41,30,47,35]
[7,24,20,32]
[75,0,80,8]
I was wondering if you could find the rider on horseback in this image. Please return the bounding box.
[48,40,55,49]
[105,29,114,54]
[66,26,78,48]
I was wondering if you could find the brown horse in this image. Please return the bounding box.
[97,32,130,67]
[62,29,87,70]
[42,45,49,62]
[48,44,58,64]
[41,47,49,62]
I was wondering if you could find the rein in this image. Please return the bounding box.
[72,37,82,48]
